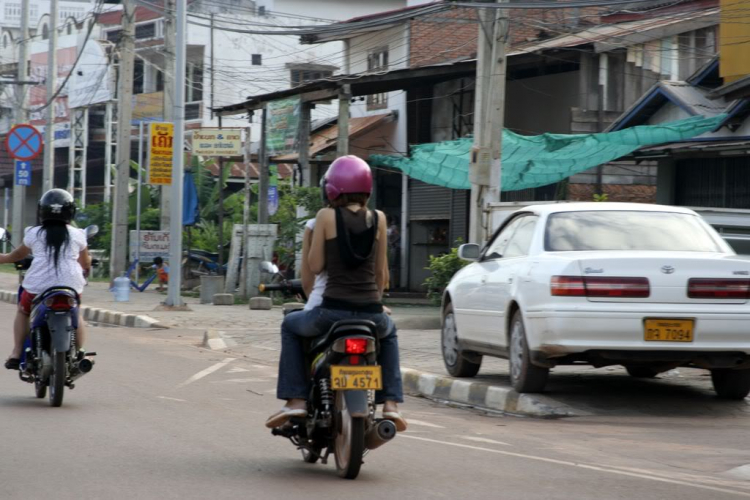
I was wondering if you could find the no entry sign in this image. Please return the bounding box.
[5,124,43,161]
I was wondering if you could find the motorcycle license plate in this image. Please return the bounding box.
[331,366,383,390]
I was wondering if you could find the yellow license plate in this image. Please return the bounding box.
[644,319,694,342]
[331,366,383,390]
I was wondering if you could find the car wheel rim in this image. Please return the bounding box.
[442,313,459,366]
[510,321,524,383]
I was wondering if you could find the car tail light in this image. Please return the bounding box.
[688,279,750,299]
[551,276,650,298]
[45,295,77,311]
[345,339,368,354]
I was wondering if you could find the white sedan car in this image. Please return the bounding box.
[442,202,750,399]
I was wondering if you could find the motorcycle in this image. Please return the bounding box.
[258,261,306,306]
[0,225,99,407]
[259,262,397,479]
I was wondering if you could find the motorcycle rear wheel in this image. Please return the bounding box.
[334,391,365,479]
[49,350,66,407]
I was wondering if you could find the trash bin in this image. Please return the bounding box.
[200,275,225,304]
[113,275,130,302]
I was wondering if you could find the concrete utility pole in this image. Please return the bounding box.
[161,0,175,230]
[11,0,30,246]
[42,0,59,192]
[258,108,269,224]
[165,0,187,307]
[110,0,136,281]
[337,85,351,157]
[469,0,508,244]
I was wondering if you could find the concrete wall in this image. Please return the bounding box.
[505,71,580,135]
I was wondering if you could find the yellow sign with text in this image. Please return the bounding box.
[148,122,174,185]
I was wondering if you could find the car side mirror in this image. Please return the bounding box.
[0,228,6,242]
[259,261,279,274]
[458,243,481,261]
[85,225,100,238]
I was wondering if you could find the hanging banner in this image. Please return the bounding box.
[268,164,279,216]
[132,92,164,125]
[192,129,243,156]
[266,97,300,156]
[69,40,115,108]
[148,122,174,185]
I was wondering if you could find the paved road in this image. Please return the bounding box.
[2,303,750,499]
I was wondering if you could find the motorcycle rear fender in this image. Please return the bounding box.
[343,390,369,418]
[47,313,72,353]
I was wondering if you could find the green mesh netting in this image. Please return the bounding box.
[370,115,726,191]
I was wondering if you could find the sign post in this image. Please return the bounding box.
[15,161,32,186]
[148,122,174,185]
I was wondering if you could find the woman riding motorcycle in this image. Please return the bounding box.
[267,156,406,431]
[0,189,91,370]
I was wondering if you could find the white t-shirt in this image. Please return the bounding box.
[304,218,327,311]
[23,225,88,295]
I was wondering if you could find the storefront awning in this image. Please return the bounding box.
[370,114,726,192]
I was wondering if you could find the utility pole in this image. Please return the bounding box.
[11,0,29,246]
[43,0,59,192]
[161,0,176,230]
[469,0,507,244]
[110,0,136,281]
[258,108,269,224]
[165,0,187,307]
[337,85,351,156]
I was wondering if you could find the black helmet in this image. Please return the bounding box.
[320,172,329,207]
[38,189,76,224]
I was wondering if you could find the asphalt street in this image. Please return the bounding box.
[2,302,750,499]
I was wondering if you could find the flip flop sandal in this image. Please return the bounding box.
[265,407,308,429]
[383,411,408,432]
[4,358,20,371]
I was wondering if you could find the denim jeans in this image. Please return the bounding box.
[276,306,404,404]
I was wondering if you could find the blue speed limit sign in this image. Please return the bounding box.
[15,160,31,186]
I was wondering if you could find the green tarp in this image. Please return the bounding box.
[370,115,726,191]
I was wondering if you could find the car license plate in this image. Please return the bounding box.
[644,319,694,342]
[331,366,383,390]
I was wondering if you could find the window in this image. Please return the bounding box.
[484,215,529,260]
[156,70,164,92]
[252,54,262,66]
[66,23,73,35]
[4,4,20,23]
[367,47,388,110]
[503,216,538,258]
[186,63,204,103]
[106,29,121,43]
[3,36,7,49]
[290,68,333,87]
[135,22,156,40]
[42,23,49,40]
[544,211,723,253]
[133,59,144,94]
[258,5,267,16]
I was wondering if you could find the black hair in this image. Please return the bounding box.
[154,257,164,266]
[38,220,70,272]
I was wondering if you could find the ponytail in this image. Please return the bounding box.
[38,220,70,272]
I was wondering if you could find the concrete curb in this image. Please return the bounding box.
[393,315,441,330]
[400,367,587,418]
[0,289,166,330]
[203,329,228,350]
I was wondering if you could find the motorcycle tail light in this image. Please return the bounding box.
[45,295,77,311]
[345,338,368,354]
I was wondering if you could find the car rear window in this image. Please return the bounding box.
[545,211,725,252]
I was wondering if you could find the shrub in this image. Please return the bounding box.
[423,245,468,305]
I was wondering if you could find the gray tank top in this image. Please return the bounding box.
[322,208,381,309]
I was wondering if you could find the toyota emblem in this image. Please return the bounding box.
[661,265,675,274]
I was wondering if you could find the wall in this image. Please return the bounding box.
[720,0,750,82]
[409,7,477,68]
[505,71,580,135]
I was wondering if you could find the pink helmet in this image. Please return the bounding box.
[324,155,373,201]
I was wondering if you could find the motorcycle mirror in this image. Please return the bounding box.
[85,225,100,238]
[0,227,6,242]
[259,261,279,274]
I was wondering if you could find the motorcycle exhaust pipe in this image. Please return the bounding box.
[70,358,94,382]
[365,419,397,450]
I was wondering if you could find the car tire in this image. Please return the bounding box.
[442,303,481,378]
[711,369,750,400]
[509,310,549,393]
[625,366,659,378]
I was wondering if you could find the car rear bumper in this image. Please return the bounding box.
[525,309,750,366]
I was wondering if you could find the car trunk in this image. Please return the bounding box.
[573,252,750,304]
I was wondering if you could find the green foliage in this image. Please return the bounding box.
[270,184,325,269]
[423,245,469,305]
[593,193,609,202]
[189,219,234,254]
[76,202,112,253]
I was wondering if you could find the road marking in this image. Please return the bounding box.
[407,419,446,429]
[461,436,511,446]
[227,367,251,374]
[177,358,235,388]
[213,378,269,383]
[401,435,750,498]
[157,396,187,402]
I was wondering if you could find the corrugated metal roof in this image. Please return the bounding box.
[660,80,728,116]
[510,7,718,55]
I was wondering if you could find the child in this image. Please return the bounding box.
[152,256,169,292]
